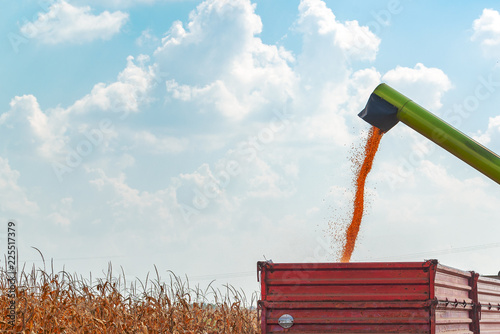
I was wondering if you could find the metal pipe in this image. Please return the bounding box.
[359,83,500,185]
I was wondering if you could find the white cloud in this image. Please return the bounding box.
[295,0,380,90]
[382,63,452,110]
[70,56,153,114]
[297,0,380,62]
[358,154,500,267]
[285,0,382,146]
[47,197,74,227]
[245,156,296,199]
[473,115,500,146]
[47,212,71,226]
[471,9,500,55]
[87,163,240,237]
[73,0,182,7]
[154,0,296,120]
[304,67,381,143]
[176,163,237,221]
[86,144,298,234]
[346,67,382,112]
[165,79,251,118]
[301,108,352,145]
[0,56,154,166]
[150,0,380,139]
[0,157,38,214]
[1,95,68,158]
[409,160,498,219]
[154,0,263,84]
[20,0,128,44]
[89,168,178,223]
[136,29,159,47]
[132,131,189,154]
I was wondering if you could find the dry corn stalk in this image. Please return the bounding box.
[0,263,259,333]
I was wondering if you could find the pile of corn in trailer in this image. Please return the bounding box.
[257,260,500,333]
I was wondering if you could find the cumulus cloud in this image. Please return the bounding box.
[91,170,161,210]
[400,159,498,221]
[132,131,189,154]
[245,157,296,198]
[346,67,382,112]
[473,115,500,146]
[70,56,153,114]
[150,0,381,136]
[0,55,155,170]
[287,69,381,146]
[285,0,382,146]
[154,0,296,120]
[0,60,156,210]
[382,63,452,110]
[47,197,74,227]
[175,162,237,222]
[84,167,211,252]
[20,0,128,44]
[148,145,297,232]
[73,0,172,7]
[297,0,380,62]
[0,95,68,158]
[87,163,242,234]
[136,29,159,47]
[295,0,380,89]
[154,0,263,84]
[0,157,38,214]
[361,156,500,264]
[165,79,251,118]
[471,9,500,55]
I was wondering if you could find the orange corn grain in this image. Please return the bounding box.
[341,126,383,263]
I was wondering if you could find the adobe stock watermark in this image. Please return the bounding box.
[52,119,114,182]
[6,220,17,328]
[8,0,56,54]
[384,72,500,189]
[179,106,294,224]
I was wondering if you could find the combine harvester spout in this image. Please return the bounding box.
[359,83,500,184]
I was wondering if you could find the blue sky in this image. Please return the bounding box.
[1,0,500,296]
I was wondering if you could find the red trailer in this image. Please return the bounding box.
[257,260,500,333]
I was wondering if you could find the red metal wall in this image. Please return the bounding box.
[433,265,475,333]
[258,260,489,334]
[476,275,500,332]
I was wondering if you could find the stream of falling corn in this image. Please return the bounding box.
[340,126,383,263]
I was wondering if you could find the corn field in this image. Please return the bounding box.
[0,260,260,333]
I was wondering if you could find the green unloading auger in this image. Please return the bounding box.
[359,83,500,185]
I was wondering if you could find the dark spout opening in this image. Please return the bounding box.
[358,93,400,133]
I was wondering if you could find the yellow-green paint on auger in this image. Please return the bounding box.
[359,83,500,185]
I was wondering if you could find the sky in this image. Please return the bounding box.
[1,0,500,297]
